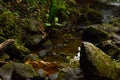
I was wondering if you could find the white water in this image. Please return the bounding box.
[101,1,120,23]
[74,47,81,60]
[109,2,120,6]
[102,9,113,23]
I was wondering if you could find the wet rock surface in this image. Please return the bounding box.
[82,26,109,43]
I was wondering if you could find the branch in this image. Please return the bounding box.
[0,39,15,53]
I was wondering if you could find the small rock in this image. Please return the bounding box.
[112,34,120,47]
[38,50,50,58]
[0,62,38,80]
[37,69,47,77]
[40,39,53,50]
[23,54,40,62]
[49,72,58,80]
[56,68,84,80]
[99,41,120,60]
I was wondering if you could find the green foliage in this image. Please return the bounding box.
[28,0,40,9]
[0,0,81,47]
[57,0,66,10]
[0,9,15,27]
[49,0,57,25]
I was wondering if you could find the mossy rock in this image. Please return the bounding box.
[23,54,40,62]
[82,26,109,43]
[0,62,38,80]
[19,19,39,33]
[99,42,120,60]
[80,42,119,80]
[77,7,102,25]
[56,68,83,80]
[14,41,31,54]
[0,9,15,27]
[5,41,30,60]
[25,34,43,48]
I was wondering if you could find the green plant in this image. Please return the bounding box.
[0,9,15,27]
[48,0,57,26]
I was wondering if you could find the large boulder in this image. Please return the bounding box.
[82,27,109,43]
[80,42,119,80]
[0,62,38,80]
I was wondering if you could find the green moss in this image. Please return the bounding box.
[5,40,31,60]
[23,54,40,62]
[0,36,6,43]
[14,41,31,54]
[0,62,38,80]
[0,10,15,26]
[14,62,38,78]
[80,42,119,80]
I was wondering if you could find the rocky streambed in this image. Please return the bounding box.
[0,0,120,80]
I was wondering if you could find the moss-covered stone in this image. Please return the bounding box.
[0,9,15,27]
[99,42,120,60]
[24,34,43,48]
[77,7,102,25]
[0,62,14,80]
[5,41,31,60]
[80,42,119,80]
[82,26,109,43]
[23,54,40,62]
[0,62,38,80]
[14,41,31,54]
[13,62,38,80]
[56,68,83,80]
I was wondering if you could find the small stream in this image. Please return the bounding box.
[31,1,120,80]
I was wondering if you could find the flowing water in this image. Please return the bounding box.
[109,2,120,6]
